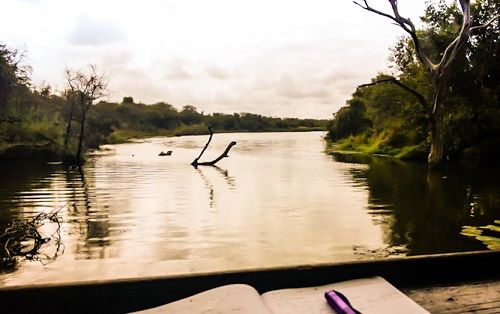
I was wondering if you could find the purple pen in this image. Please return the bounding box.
[325,290,361,314]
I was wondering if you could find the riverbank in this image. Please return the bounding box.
[0,127,326,161]
[325,134,500,164]
[0,142,63,161]
[109,125,326,143]
[325,135,429,162]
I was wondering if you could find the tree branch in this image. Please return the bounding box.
[354,0,436,72]
[191,126,214,167]
[191,127,237,168]
[196,142,237,167]
[470,14,500,32]
[438,0,473,72]
[358,77,430,114]
[353,0,399,24]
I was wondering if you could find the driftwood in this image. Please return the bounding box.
[0,207,64,267]
[159,151,172,156]
[191,126,236,168]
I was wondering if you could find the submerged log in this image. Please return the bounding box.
[158,151,172,156]
[195,141,236,167]
[191,127,236,168]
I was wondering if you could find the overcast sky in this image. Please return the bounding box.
[1,0,428,118]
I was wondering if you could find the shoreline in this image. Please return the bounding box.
[0,128,326,161]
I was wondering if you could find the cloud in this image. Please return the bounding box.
[2,0,428,119]
[101,50,133,67]
[205,65,231,79]
[110,67,169,103]
[276,74,330,100]
[67,15,126,46]
[17,0,41,4]
[166,59,194,80]
[322,69,360,84]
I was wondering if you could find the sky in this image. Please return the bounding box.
[1,0,428,119]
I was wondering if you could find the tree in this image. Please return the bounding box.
[0,44,31,118]
[180,105,202,125]
[122,96,134,104]
[65,65,108,163]
[63,71,77,151]
[327,97,371,140]
[354,0,499,168]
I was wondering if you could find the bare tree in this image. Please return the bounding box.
[63,70,77,151]
[65,65,108,163]
[354,0,498,168]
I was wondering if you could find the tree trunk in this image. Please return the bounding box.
[428,111,444,169]
[63,107,74,150]
[76,111,86,164]
[427,76,447,169]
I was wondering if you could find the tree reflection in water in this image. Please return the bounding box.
[332,154,500,255]
[65,165,111,260]
[196,165,236,209]
[0,161,67,271]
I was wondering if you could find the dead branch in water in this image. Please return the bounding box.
[191,126,237,168]
[0,206,64,268]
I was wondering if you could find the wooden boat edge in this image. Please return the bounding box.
[0,250,498,313]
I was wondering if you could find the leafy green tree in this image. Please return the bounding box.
[148,102,179,129]
[122,96,134,104]
[327,96,371,140]
[0,44,31,119]
[180,105,202,125]
[86,102,117,148]
[355,0,499,167]
[390,0,500,159]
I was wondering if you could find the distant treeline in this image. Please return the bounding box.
[86,99,327,147]
[327,0,499,162]
[0,46,326,161]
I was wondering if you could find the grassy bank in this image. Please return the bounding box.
[108,125,326,143]
[326,131,500,163]
[0,123,325,161]
[325,132,429,161]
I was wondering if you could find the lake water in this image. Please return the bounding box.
[0,132,498,286]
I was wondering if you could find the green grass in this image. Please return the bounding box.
[173,123,211,136]
[326,130,428,161]
[108,128,174,143]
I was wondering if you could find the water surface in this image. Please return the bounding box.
[0,132,498,286]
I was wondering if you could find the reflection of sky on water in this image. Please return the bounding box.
[1,132,497,286]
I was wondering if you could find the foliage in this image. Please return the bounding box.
[326,96,371,141]
[328,0,499,162]
[461,222,500,250]
[87,101,327,146]
[0,44,31,115]
[0,42,326,161]
[0,44,65,155]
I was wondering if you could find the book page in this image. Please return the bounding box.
[133,284,273,314]
[262,277,429,314]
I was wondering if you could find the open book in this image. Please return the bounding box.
[134,277,429,313]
